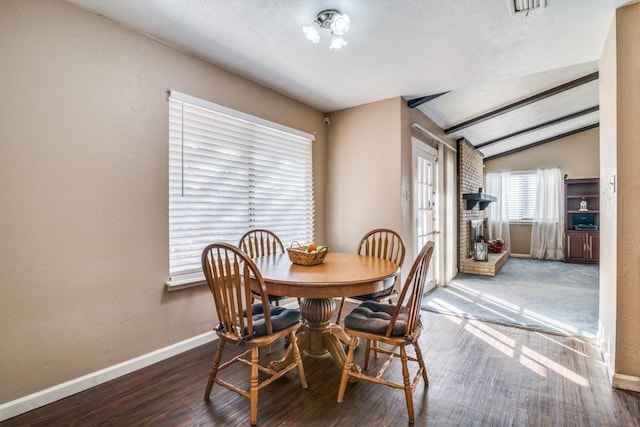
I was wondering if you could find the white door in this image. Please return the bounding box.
[412,138,441,294]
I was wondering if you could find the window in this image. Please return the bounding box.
[168,91,315,283]
[506,172,537,221]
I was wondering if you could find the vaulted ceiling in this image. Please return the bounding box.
[409,61,599,159]
[66,0,634,157]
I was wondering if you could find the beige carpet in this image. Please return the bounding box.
[421,257,599,337]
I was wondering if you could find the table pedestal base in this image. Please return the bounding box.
[269,297,356,373]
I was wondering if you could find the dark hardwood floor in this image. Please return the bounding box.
[3,304,639,426]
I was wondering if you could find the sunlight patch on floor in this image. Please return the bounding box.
[519,353,548,377]
[464,321,515,358]
[441,286,476,303]
[537,333,589,358]
[438,311,464,324]
[446,282,482,297]
[521,309,591,337]
[473,302,521,323]
[520,345,589,386]
[431,281,596,338]
[468,320,516,347]
[450,282,521,312]
[426,298,468,316]
[452,314,591,385]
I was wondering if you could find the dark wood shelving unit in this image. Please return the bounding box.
[564,178,599,264]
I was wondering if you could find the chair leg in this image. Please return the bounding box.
[363,339,383,370]
[289,330,308,389]
[204,339,226,400]
[400,345,415,424]
[413,340,429,385]
[364,339,371,370]
[335,297,346,325]
[250,347,259,426]
[337,336,358,403]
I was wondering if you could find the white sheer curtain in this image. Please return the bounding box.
[530,168,564,260]
[485,172,511,254]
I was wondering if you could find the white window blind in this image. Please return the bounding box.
[506,172,537,221]
[168,91,315,281]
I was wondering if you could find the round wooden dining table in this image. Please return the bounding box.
[251,252,400,370]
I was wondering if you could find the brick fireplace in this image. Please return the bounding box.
[457,139,508,276]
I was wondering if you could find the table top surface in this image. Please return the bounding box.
[251,252,399,299]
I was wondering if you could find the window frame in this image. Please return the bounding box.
[165,91,315,289]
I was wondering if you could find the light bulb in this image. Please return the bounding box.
[330,35,347,49]
[302,26,320,43]
[330,13,351,36]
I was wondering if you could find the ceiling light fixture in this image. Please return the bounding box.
[302,9,351,49]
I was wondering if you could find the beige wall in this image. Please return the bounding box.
[484,127,600,178]
[0,0,326,403]
[607,2,640,386]
[508,224,533,255]
[326,98,403,253]
[484,127,600,255]
[326,98,458,283]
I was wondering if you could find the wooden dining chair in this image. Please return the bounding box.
[336,241,434,424]
[335,228,406,325]
[238,229,290,306]
[201,242,308,426]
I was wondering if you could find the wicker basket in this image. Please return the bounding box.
[287,242,329,266]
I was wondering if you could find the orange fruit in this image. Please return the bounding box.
[308,243,318,251]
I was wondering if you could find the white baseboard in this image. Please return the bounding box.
[0,331,216,422]
[598,332,640,392]
[613,373,640,392]
[509,253,530,258]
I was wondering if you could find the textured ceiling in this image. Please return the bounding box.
[65,0,633,157]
